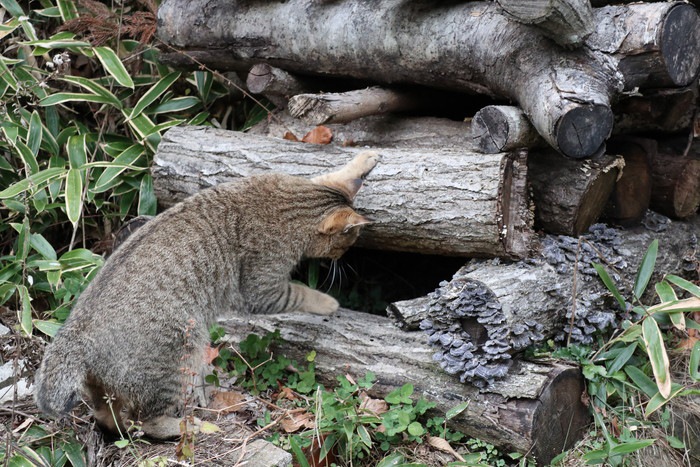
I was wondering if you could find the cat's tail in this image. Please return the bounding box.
[34,339,85,417]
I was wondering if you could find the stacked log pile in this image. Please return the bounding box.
[155,0,700,463]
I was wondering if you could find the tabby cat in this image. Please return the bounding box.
[35,150,380,439]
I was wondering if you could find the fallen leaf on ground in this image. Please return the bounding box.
[280,411,315,433]
[208,390,247,414]
[359,391,388,416]
[302,125,332,144]
[427,436,465,462]
[203,344,219,364]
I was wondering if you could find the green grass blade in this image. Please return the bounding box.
[0,0,25,17]
[93,46,134,89]
[30,232,57,260]
[150,96,201,115]
[138,174,157,216]
[633,240,658,301]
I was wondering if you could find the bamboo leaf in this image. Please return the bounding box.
[27,110,42,156]
[446,400,470,420]
[644,383,684,418]
[593,263,626,311]
[0,167,66,198]
[648,297,700,314]
[33,320,62,338]
[129,71,181,118]
[609,439,656,456]
[66,134,87,169]
[138,174,157,216]
[93,47,134,89]
[30,232,57,260]
[633,240,658,301]
[61,76,122,109]
[21,38,92,49]
[40,92,117,107]
[150,96,201,115]
[0,0,25,18]
[691,341,700,382]
[17,284,32,336]
[624,365,658,399]
[14,139,39,175]
[642,317,671,398]
[665,274,700,298]
[56,0,78,21]
[92,145,145,193]
[606,343,637,375]
[65,168,83,226]
[654,281,685,330]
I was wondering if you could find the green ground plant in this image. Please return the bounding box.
[550,240,700,466]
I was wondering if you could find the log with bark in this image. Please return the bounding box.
[388,214,700,385]
[650,140,700,219]
[248,112,473,149]
[603,137,654,226]
[471,105,545,154]
[219,309,590,466]
[528,150,624,236]
[612,86,698,136]
[152,125,536,258]
[157,0,700,159]
[157,0,618,158]
[288,86,422,125]
[495,0,594,47]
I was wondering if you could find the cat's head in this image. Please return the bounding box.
[306,206,371,259]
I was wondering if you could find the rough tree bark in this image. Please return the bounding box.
[496,0,594,46]
[157,0,628,158]
[220,309,590,466]
[152,125,536,258]
[612,86,698,135]
[650,142,700,219]
[248,112,473,149]
[603,137,653,226]
[388,215,700,380]
[586,2,700,90]
[288,87,422,125]
[528,150,624,236]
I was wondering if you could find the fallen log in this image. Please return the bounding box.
[388,214,700,384]
[496,0,594,47]
[603,137,654,226]
[586,2,700,90]
[153,125,536,258]
[246,63,312,98]
[157,0,625,158]
[528,150,624,236]
[220,309,590,466]
[612,86,698,135]
[247,112,473,149]
[471,105,545,154]
[288,87,421,125]
[650,141,700,219]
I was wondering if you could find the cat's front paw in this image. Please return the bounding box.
[351,151,381,179]
[307,292,339,316]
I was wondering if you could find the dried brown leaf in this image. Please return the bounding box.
[302,125,333,145]
[283,131,300,142]
[280,411,315,433]
[208,390,247,414]
[359,391,388,416]
[427,436,465,462]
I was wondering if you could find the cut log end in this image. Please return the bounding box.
[246,63,274,94]
[532,365,589,463]
[674,159,700,218]
[661,4,700,87]
[556,104,613,159]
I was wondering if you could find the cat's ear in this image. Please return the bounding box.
[312,151,380,200]
[318,207,372,235]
